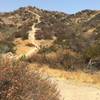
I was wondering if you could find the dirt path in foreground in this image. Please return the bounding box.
[50,77,100,100]
[29,64,100,100]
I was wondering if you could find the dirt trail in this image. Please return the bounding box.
[15,10,41,60]
[49,77,100,100]
[28,9,41,49]
[15,9,54,60]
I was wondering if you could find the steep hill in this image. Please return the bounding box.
[0,6,100,70]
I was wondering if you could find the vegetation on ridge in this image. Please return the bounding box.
[0,6,100,71]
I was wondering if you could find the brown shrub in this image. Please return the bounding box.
[0,58,59,100]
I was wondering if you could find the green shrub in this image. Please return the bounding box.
[0,42,15,54]
[83,44,100,61]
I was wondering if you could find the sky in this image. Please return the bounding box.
[0,0,100,14]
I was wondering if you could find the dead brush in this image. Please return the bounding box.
[0,58,59,100]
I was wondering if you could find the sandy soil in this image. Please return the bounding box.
[50,77,100,100]
[29,64,100,100]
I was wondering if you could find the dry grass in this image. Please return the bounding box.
[13,38,34,56]
[29,63,100,87]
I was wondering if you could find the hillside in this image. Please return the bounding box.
[0,6,100,71]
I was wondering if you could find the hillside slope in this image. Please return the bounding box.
[0,6,100,70]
